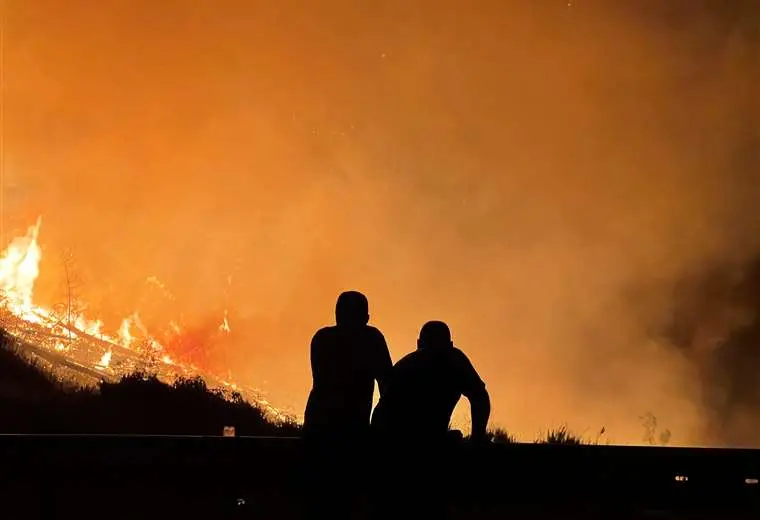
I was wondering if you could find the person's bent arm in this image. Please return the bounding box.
[467,386,491,442]
[310,331,325,385]
[456,348,491,442]
[374,331,394,396]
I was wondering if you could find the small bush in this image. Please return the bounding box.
[486,427,516,444]
[537,424,585,445]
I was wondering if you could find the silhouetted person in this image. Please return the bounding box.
[303,290,393,442]
[371,320,491,443]
[367,321,490,520]
[301,291,392,519]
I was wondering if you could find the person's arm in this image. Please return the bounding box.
[373,330,394,396]
[310,330,324,385]
[457,350,491,441]
[467,385,491,442]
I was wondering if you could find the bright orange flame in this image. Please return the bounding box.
[96,349,112,369]
[219,310,231,334]
[118,318,133,348]
[0,217,289,422]
[0,217,43,318]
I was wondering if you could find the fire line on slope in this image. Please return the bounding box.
[0,218,285,421]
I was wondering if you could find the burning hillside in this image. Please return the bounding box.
[0,218,286,422]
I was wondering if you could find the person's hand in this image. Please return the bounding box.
[446,429,464,443]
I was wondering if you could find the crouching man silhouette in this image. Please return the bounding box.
[369,320,491,519]
[371,320,490,443]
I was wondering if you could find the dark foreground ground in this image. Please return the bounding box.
[1,435,759,520]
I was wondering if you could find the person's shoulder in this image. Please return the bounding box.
[353,325,384,344]
[395,349,421,367]
[364,325,387,340]
[450,347,485,387]
[451,346,470,359]
[450,347,475,367]
[364,326,390,353]
[314,325,336,335]
[312,326,337,341]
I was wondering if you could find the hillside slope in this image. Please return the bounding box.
[0,331,300,436]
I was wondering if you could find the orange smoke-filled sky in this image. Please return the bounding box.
[1,0,758,443]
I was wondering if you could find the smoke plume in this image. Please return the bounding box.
[3,0,758,444]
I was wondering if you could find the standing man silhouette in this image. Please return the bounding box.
[301,291,393,519]
[303,290,393,442]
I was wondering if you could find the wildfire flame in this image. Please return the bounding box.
[0,217,43,318]
[97,349,112,369]
[0,217,286,421]
[219,310,231,334]
[118,318,133,347]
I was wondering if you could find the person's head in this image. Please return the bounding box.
[335,291,370,327]
[417,320,453,350]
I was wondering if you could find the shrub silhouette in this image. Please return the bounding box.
[0,333,71,397]
[535,424,605,445]
[482,427,516,444]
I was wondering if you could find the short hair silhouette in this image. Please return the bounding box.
[335,290,369,326]
[418,320,453,349]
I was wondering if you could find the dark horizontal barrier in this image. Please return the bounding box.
[1,435,760,519]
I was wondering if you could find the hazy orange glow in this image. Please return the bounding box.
[1,0,758,444]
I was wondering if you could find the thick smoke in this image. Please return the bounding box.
[2,0,758,444]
